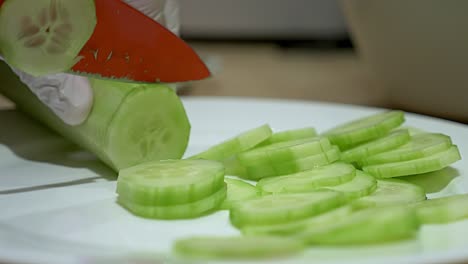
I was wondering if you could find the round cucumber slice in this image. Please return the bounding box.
[189,124,272,161]
[323,110,405,150]
[258,127,317,146]
[257,162,356,194]
[324,170,377,200]
[340,129,411,163]
[172,236,304,260]
[117,159,224,206]
[362,145,461,178]
[0,0,96,76]
[413,194,468,224]
[107,84,191,170]
[354,179,426,208]
[359,133,452,166]
[229,191,345,228]
[118,184,227,219]
[220,178,259,210]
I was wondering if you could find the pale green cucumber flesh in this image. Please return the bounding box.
[257,162,356,194]
[324,170,377,200]
[220,178,259,210]
[189,124,272,161]
[323,111,405,149]
[0,0,96,75]
[117,159,224,206]
[173,236,304,260]
[413,194,468,224]
[258,127,317,146]
[362,146,461,178]
[229,191,345,228]
[118,184,227,219]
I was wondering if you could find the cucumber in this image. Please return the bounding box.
[258,127,317,146]
[118,184,227,219]
[295,206,420,245]
[220,178,259,210]
[413,194,468,224]
[241,146,341,180]
[354,179,426,208]
[237,137,332,167]
[172,236,304,260]
[256,162,356,194]
[324,170,377,200]
[0,62,191,171]
[340,129,410,163]
[363,146,461,178]
[189,124,272,161]
[0,0,96,76]
[117,159,225,206]
[359,133,452,166]
[323,110,405,149]
[229,191,345,228]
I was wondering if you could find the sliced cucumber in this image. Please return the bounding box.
[117,159,224,206]
[230,191,345,228]
[340,129,410,163]
[118,184,227,219]
[237,137,332,167]
[258,127,317,146]
[359,133,452,166]
[0,0,96,75]
[220,178,259,210]
[323,111,405,150]
[257,162,356,194]
[413,194,468,224]
[242,146,341,180]
[354,179,426,208]
[295,206,420,245]
[324,170,377,200]
[363,146,461,178]
[172,236,304,260]
[189,124,272,161]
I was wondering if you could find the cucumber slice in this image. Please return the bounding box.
[359,133,452,166]
[257,162,356,194]
[324,170,377,200]
[242,146,341,180]
[0,0,96,76]
[189,124,272,161]
[413,194,468,224]
[242,206,354,237]
[229,191,345,228]
[172,236,304,260]
[117,159,224,206]
[118,184,227,219]
[340,129,411,163]
[295,206,420,245]
[220,178,259,210]
[258,127,317,146]
[362,145,461,178]
[354,179,426,208]
[237,137,332,167]
[323,110,405,149]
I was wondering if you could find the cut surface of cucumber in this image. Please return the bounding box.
[220,178,259,210]
[230,191,344,228]
[323,111,405,150]
[118,184,227,219]
[189,124,272,161]
[258,127,317,146]
[257,162,356,194]
[324,170,377,200]
[354,179,426,208]
[413,194,468,224]
[340,129,410,163]
[117,159,224,206]
[363,146,461,178]
[0,0,96,76]
[360,133,452,166]
[172,236,304,260]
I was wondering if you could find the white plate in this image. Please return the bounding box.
[1,97,467,264]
